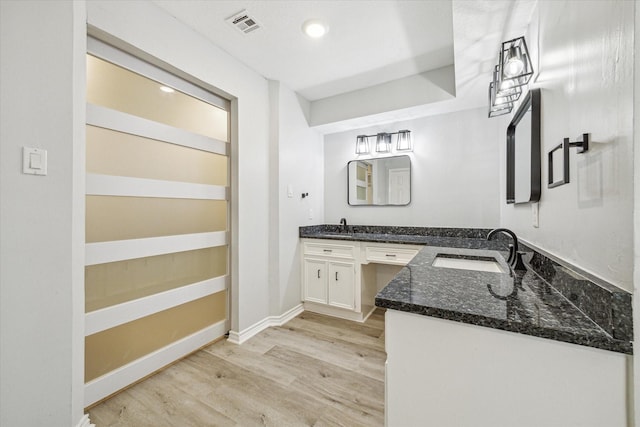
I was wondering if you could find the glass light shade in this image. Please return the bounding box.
[375,133,391,153]
[396,130,412,151]
[498,36,533,89]
[504,46,524,77]
[355,135,370,154]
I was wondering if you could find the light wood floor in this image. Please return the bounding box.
[88,309,386,427]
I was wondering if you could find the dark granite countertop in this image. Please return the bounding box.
[300,225,633,354]
[375,246,632,354]
[299,225,509,251]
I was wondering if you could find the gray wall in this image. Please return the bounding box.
[500,0,635,292]
[324,107,504,228]
[1,1,86,425]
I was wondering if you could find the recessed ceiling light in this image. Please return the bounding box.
[302,19,328,38]
[160,86,175,93]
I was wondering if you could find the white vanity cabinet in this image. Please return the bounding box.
[301,238,421,322]
[302,240,360,320]
[363,243,420,265]
[303,258,355,309]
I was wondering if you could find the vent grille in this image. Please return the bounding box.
[226,10,262,34]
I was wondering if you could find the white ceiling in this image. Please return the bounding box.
[152,0,536,132]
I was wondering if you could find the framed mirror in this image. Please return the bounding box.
[347,155,411,206]
[506,88,541,204]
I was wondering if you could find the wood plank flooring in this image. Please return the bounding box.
[88,309,386,427]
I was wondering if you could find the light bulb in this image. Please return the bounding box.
[504,58,524,77]
[503,46,524,77]
[302,20,328,38]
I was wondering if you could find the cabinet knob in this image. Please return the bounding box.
[317,269,321,279]
[323,249,333,253]
[385,254,397,257]
[335,272,339,281]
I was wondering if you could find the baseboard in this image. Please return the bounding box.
[84,320,226,407]
[75,414,94,427]
[227,303,304,345]
[303,301,371,323]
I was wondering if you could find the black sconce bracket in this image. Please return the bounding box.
[548,133,590,188]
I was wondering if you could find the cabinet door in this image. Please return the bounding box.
[303,258,327,304]
[328,261,355,310]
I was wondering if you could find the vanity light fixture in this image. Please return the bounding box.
[492,65,521,103]
[375,133,392,153]
[488,83,513,117]
[498,36,533,91]
[488,35,533,118]
[355,135,370,154]
[396,130,412,151]
[354,130,414,154]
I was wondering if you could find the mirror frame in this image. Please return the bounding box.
[506,88,541,204]
[347,155,411,207]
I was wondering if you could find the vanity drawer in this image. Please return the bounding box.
[303,241,357,259]
[365,245,419,265]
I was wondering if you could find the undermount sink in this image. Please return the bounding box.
[432,254,504,273]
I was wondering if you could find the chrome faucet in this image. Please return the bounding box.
[487,228,526,271]
[339,218,348,232]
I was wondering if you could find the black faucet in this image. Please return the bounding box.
[339,218,348,232]
[487,228,526,271]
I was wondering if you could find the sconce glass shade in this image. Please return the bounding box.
[355,135,370,154]
[488,83,513,118]
[498,36,533,90]
[396,130,412,151]
[375,133,391,153]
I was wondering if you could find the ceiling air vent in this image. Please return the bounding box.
[226,9,262,35]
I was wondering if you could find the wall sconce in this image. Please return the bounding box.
[375,133,392,153]
[488,83,513,117]
[488,35,534,118]
[355,135,370,154]
[396,130,412,151]
[355,130,413,154]
[499,36,533,90]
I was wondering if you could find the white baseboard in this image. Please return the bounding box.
[75,414,94,427]
[303,301,374,323]
[227,303,304,345]
[84,320,226,407]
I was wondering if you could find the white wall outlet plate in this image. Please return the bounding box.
[532,202,539,228]
[22,147,47,176]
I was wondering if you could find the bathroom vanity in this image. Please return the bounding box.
[300,225,633,427]
[299,225,502,322]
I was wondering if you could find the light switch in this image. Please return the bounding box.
[30,153,42,169]
[23,147,47,176]
[287,184,293,198]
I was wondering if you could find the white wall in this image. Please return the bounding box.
[0,1,86,426]
[270,82,324,316]
[86,1,272,332]
[500,0,635,292]
[324,107,504,227]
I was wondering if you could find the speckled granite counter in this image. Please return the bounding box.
[300,225,510,250]
[375,246,632,354]
[300,225,633,354]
